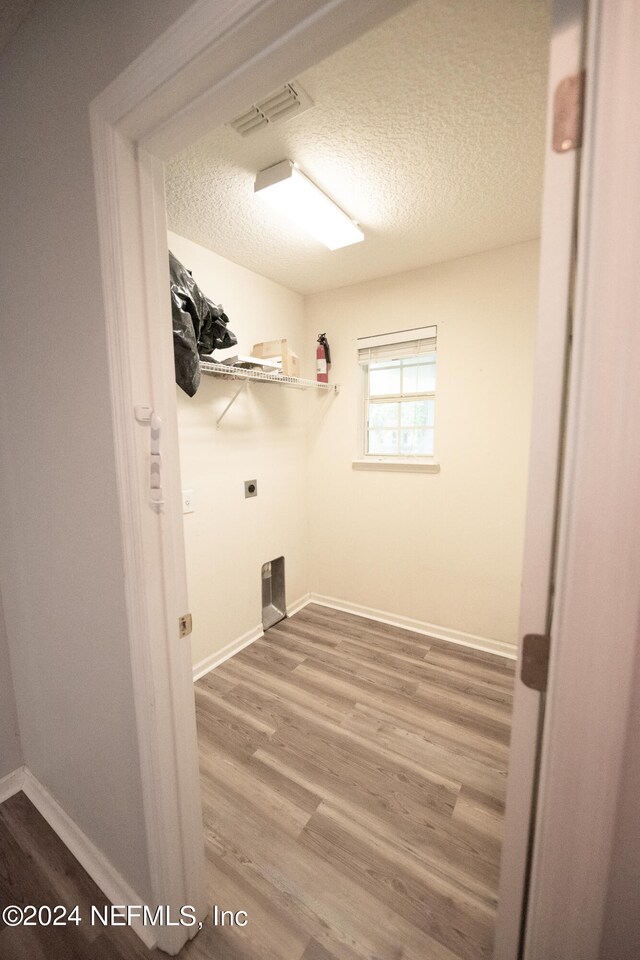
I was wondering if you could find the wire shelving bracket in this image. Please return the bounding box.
[198,361,340,428]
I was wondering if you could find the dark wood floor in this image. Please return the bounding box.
[0,790,157,960]
[0,605,514,960]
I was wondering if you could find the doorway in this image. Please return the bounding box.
[163,2,554,957]
[90,0,586,956]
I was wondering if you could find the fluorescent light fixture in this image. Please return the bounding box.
[254,160,364,251]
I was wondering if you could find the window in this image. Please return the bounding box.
[358,326,437,463]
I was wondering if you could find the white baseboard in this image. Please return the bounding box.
[191,590,515,682]
[303,593,517,661]
[21,769,156,949]
[193,624,264,682]
[287,592,312,617]
[0,765,25,803]
[192,594,312,682]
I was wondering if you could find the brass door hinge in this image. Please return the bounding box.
[521,634,551,692]
[178,613,193,639]
[553,71,585,153]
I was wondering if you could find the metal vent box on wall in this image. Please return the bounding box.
[262,557,286,630]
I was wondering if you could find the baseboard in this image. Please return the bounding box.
[304,593,517,661]
[192,594,312,682]
[287,592,312,617]
[21,769,156,949]
[191,592,516,680]
[0,765,25,803]
[193,623,263,681]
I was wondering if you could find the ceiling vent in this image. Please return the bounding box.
[229,83,313,137]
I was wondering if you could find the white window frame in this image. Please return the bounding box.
[353,326,440,473]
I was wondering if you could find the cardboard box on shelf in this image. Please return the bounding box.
[281,352,300,377]
[251,338,287,359]
[251,340,300,378]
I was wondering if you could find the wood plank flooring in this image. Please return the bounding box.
[0,605,514,960]
[0,790,163,960]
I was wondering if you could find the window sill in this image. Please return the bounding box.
[352,458,440,474]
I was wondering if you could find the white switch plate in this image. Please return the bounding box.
[182,489,195,514]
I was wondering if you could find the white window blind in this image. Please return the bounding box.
[357,325,437,364]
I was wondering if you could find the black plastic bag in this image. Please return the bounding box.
[169,251,238,396]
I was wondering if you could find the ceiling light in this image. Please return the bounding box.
[254,160,364,251]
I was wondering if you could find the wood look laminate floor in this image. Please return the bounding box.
[0,605,514,960]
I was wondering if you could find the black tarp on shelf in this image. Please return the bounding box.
[169,251,237,396]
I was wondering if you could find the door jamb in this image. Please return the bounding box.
[523,0,640,955]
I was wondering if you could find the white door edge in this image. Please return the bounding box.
[90,112,205,955]
[494,2,587,956]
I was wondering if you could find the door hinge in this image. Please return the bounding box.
[521,633,551,692]
[553,71,585,153]
[178,613,193,639]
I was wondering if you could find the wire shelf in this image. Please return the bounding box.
[200,360,339,392]
[199,360,339,427]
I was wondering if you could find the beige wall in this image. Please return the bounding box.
[177,237,538,664]
[170,233,311,669]
[601,642,640,959]
[0,0,194,902]
[0,591,21,780]
[305,241,539,649]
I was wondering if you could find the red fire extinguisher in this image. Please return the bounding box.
[316,333,331,383]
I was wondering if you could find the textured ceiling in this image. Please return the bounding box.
[165,0,550,296]
[0,0,35,56]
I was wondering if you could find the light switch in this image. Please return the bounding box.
[182,489,195,514]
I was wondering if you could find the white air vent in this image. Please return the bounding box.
[229,83,313,137]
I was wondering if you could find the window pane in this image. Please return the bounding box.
[368,429,399,455]
[368,402,398,428]
[401,399,434,427]
[369,362,401,396]
[400,429,434,456]
[402,358,436,394]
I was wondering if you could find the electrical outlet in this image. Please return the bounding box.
[182,489,195,514]
[244,479,258,498]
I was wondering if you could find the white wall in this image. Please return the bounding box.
[600,643,640,960]
[0,590,22,780]
[170,233,311,669]
[305,241,539,649]
[0,0,194,901]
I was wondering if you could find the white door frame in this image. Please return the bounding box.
[90,0,416,953]
[499,0,640,957]
[523,0,640,956]
[90,0,640,956]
